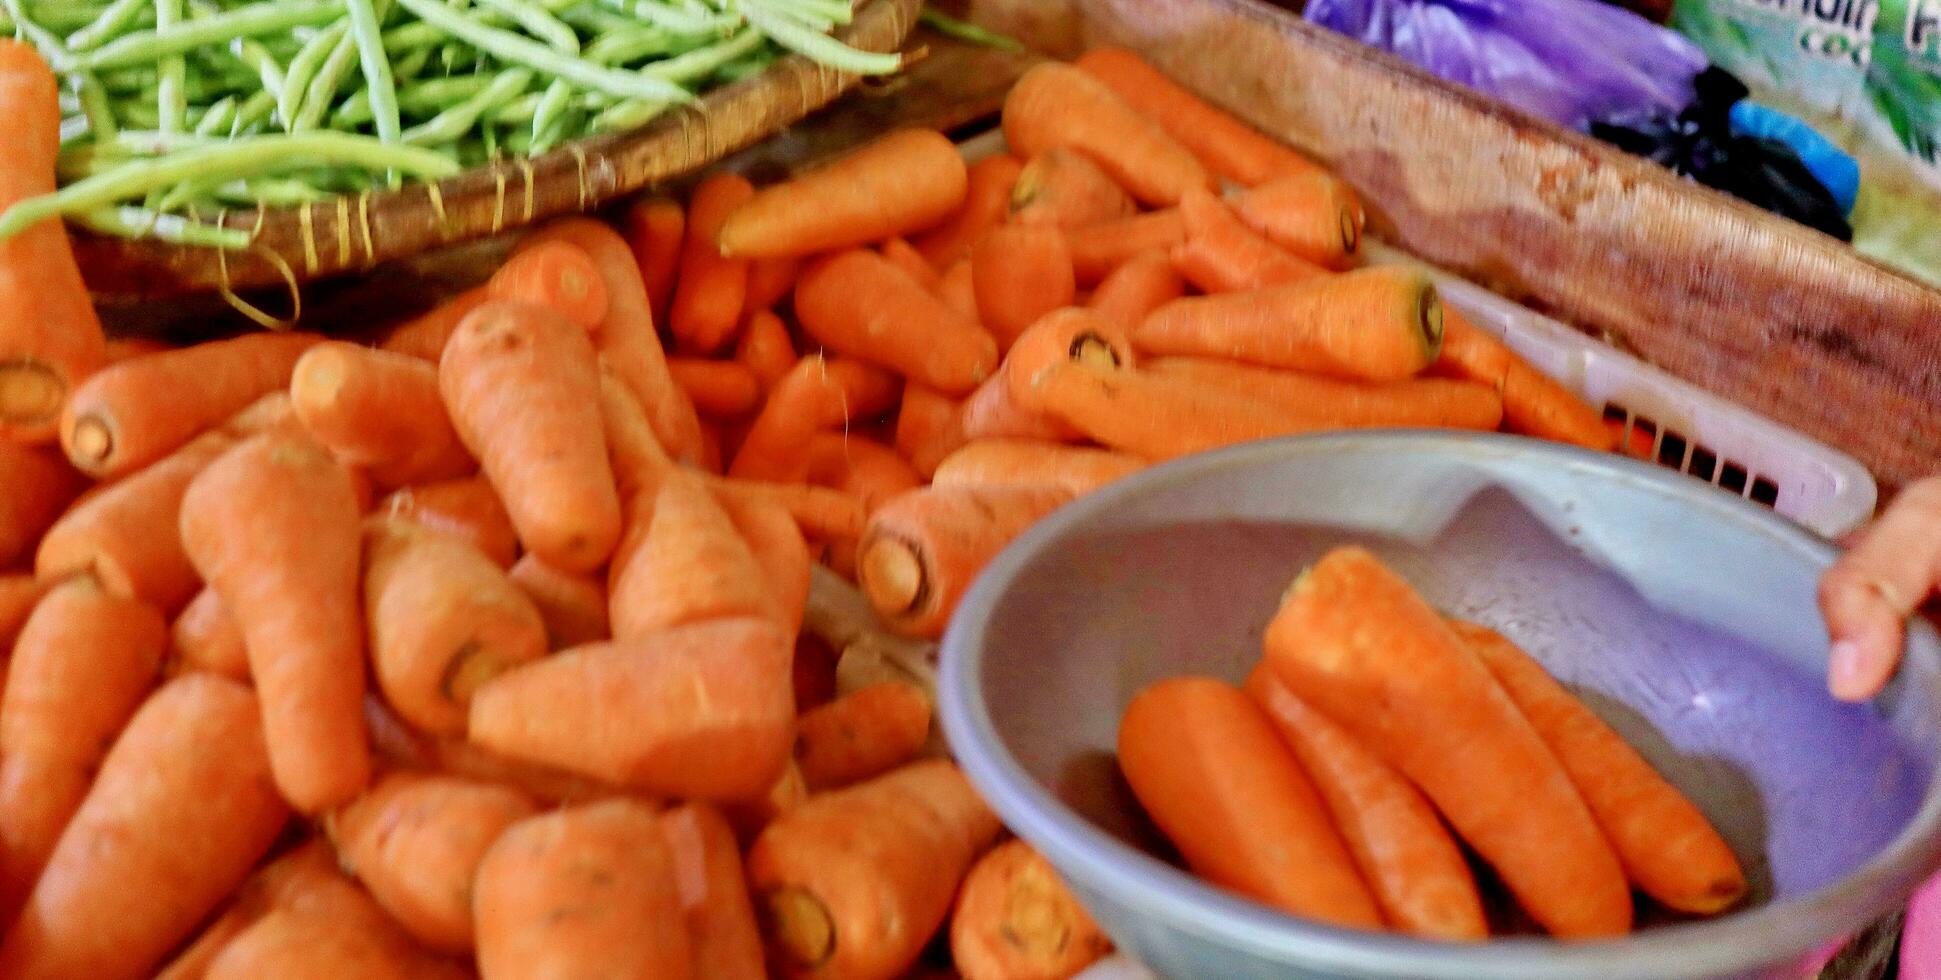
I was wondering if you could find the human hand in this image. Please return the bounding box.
[1820,478,1941,701]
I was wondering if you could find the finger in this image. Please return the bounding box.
[1820,478,1941,701]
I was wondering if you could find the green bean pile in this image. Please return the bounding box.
[0,0,900,247]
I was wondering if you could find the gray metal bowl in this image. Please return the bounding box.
[936,431,1941,980]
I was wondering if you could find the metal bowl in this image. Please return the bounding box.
[937,431,1941,980]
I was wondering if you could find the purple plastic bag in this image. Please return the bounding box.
[1305,0,1708,131]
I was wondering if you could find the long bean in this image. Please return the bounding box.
[278,20,344,131]
[401,67,531,146]
[642,24,763,83]
[475,0,578,54]
[393,0,694,103]
[229,37,284,98]
[582,27,680,66]
[74,205,251,248]
[191,93,235,136]
[594,0,741,35]
[292,25,358,132]
[65,0,148,52]
[75,0,341,71]
[72,74,118,140]
[737,1,899,75]
[344,0,401,149]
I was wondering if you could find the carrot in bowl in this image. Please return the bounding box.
[378,475,520,569]
[951,840,1114,980]
[1087,250,1184,328]
[487,239,611,333]
[1136,267,1443,381]
[624,197,686,326]
[932,439,1146,497]
[1234,171,1365,268]
[672,173,756,354]
[0,441,85,569]
[797,249,999,394]
[914,153,1025,269]
[857,484,1072,640]
[1263,547,1631,938]
[1171,186,1326,294]
[1011,148,1136,228]
[794,680,933,792]
[1003,62,1212,207]
[720,129,969,260]
[289,342,472,488]
[1065,210,1186,284]
[971,225,1077,350]
[1145,357,1504,431]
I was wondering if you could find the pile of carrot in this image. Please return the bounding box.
[0,34,1650,979]
[1120,546,1749,941]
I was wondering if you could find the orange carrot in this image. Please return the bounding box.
[377,475,520,569]
[475,798,690,979]
[168,586,248,681]
[914,154,1024,269]
[0,442,84,569]
[103,337,170,363]
[153,839,342,980]
[1244,666,1487,940]
[893,385,967,479]
[508,553,611,650]
[1431,309,1615,450]
[1234,172,1364,268]
[609,471,780,639]
[797,249,999,394]
[0,575,48,651]
[938,258,978,319]
[721,130,969,259]
[857,484,1072,639]
[871,239,936,296]
[722,759,810,844]
[288,342,472,488]
[1011,148,1136,228]
[672,172,756,354]
[624,197,685,327]
[329,772,539,953]
[704,475,868,542]
[59,333,321,480]
[363,518,547,736]
[441,300,622,573]
[1087,250,1184,327]
[378,287,489,361]
[179,432,370,813]
[736,309,798,389]
[0,575,168,919]
[1171,186,1327,293]
[487,239,611,332]
[747,256,804,314]
[1076,47,1324,186]
[1019,361,1352,460]
[971,225,1077,349]
[0,675,289,980]
[729,355,900,482]
[520,218,707,465]
[747,760,1001,980]
[0,42,107,445]
[1003,62,1213,207]
[794,681,932,792]
[1064,210,1186,284]
[933,439,1145,496]
[1145,357,1504,431]
[203,854,465,980]
[1263,547,1631,938]
[1120,676,1381,927]
[720,491,812,636]
[1000,306,1137,403]
[670,358,763,418]
[1136,267,1441,380]
[950,840,1113,980]
[959,373,1081,444]
[803,433,925,513]
[362,695,634,807]
[660,803,766,979]
[1450,621,1747,915]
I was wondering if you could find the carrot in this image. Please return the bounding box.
[377,475,520,569]
[893,384,967,479]
[933,439,1145,496]
[721,491,812,636]
[363,518,548,736]
[1064,210,1186,284]
[441,300,622,573]
[797,249,999,394]
[1119,676,1380,927]
[0,575,48,651]
[0,575,168,919]
[475,798,690,980]
[1263,547,1631,937]
[60,333,321,480]
[723,759,810,843]
[875,237,940,296]
[950,840,1113,980]
[1011,148,1136,228]
[0,42,107,445]
[1003,62,1213,207]
[0,442,84,569]
[104,337,171,363]
[508,553,611,650]
[971,225,1077,349]
[624,197,685,327]
[1000,306,1136,401]
[1609,418,1656,461]
[1075,47,1325,186]
[795,681,932,792]
[938,258,978,319]
[1430,310,1613,450]
[747,255,804,314]
[1234,172,1364,268]
[179,432,370,813]
[914,154,1024,269]
[1171,186,1327,293]
[705,474,869,541]
[1087,250,1184,327]
[1450,620,1747,915]
[747,759,1002,980]
[661,803,766,979]
[1136,267,1442,380]
[960,373,1081,443]
[378,287,489,361]
[469,616,795,799]
[1020,361,1353,460]
[803,433,925,513]
[729,355,900,481]
[0,675,289,980]
[329,771,540,953]
[672,172,756,354]
[670,358,763,419]
[167,586,248,681]
[288,342,472,488]
[204,860,462,980]
[1243,666,1487,940]
[362,695,634,807]
[1146,357,1504,431]
[154,839,342,980]
[609,470,780,639]
[857,484,1072,639]
[721,130,969,259]
[736,309,798,390]
[487,239,611,332]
